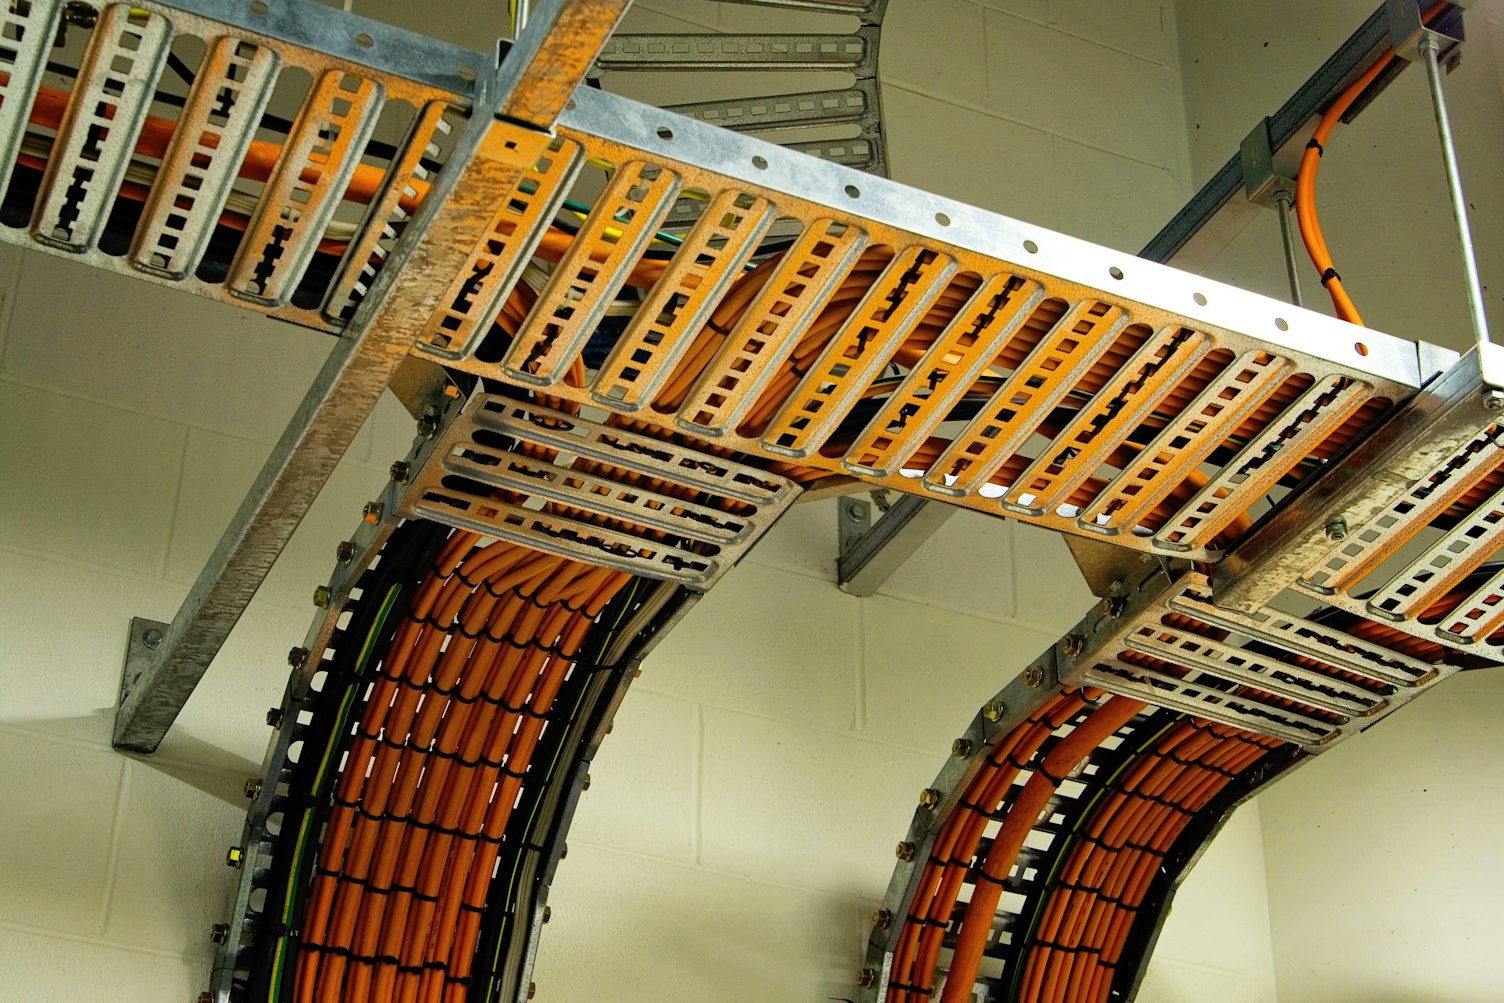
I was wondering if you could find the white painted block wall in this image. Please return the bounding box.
[0,1,1275,1000]
[1176,1,1504,998]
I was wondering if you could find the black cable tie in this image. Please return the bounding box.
[969,867,1009,889]
[1320,267,1341,287]
[346,731,534,776]
[885,980,935,997]
[329,797,507,846]
[904,913,950,930]
[1306,138,1324,156]
[1036,762,1069,786]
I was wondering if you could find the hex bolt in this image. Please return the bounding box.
[142,628,164,651]
[417,412,440,439]
[243,778,262,800]
[982,699,1005,722]
[871,908,891,929]
[1023,664,1046,688]
[857,969,878,988]
[1485,389,1504,410]
[542,906,552,924]
[313,585,331,609]
[225,846,243,869]
[210,923,229,945]
[363,501,384,524]
[1061,634,1085,657]
[895,841,915,862]
[335,541,355,564]
[266,707,284,729]
[918,788,941,809]
[287,647,309,669]
[1100,597,1126,620]
[1324,516,1349,542]
[582,774,592,792]
[390,460,412,484]
[951,738,974,759]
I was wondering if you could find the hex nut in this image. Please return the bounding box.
[335,541,355,564]
[312,585,331,608]
[1023,664,1046,687]
[951,738,974,759]
[871,908,891,929]
[1061,634,1085,656]
[1324,516,1349,542]
[542,906,552,924]
[210,923,229,945]
[982,699,1005,722]
[363,501,384,524]
[857,969,878,988]
[287,647,308,669]
[225,846,243,869]
[390,460,412,484]
[198,994,213,1003]
[243,778,262,800]
[1485,389,1504,411]
[266,707,284,728]
[895,841,915,862]
[919,788,941,809]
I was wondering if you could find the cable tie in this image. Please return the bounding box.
[1306,138,1324,156]
[904,913,950,931]
[885,980,935,997]
[1320,267,1341,287]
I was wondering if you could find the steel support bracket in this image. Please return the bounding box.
[1387,0,1466,66]
[837,493,957,597]
[1239,117,1297,210]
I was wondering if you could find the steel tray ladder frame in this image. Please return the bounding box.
[114,0,635,755]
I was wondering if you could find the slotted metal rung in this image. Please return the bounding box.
[1063,573,1455,749]
[595,30,876,74]
[399,396,800,587]
[426,86,1425,562]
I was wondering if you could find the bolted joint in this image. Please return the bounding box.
[982,699,1005,722]
[871,908,891,930]
[542,905,552,924]
[210,923,229,945]
[1100,597,1126,620]
[857,968,878,988]
[266,707,284,728]
[335,540,355,564]
[417,406,441,439]
[312,585,331,609]
[1023,664,1046,687]
[951,738,974,759]
[225,846,243,869]
[243,778,262,800]
[389,460,412,484]
[526,983,537,1000]
[1061,633,1085,656]
[198,994,213,1003]
[363,501,384,524]
[1324,516,1349,542]
[582,774,592,792]
[287,647,309,669]
[895,841,915,862]
[918,787,942,809]
[1484,389,1504,411]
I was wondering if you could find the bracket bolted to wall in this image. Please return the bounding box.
[837,493,957,597]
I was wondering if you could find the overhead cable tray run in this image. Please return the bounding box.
[0,0,1497,1001]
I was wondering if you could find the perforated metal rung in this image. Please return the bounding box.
[398,396,801,587]
[1061,572,1450,749]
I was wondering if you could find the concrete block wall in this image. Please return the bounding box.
[1,1,1276,1001]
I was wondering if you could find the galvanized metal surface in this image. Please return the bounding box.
[1218,346,1504,654]
[110,0,625,753]
[427,82,1432,563]
[836,493,956,597]
[1061,571,1451,749]
[398,396,801,587]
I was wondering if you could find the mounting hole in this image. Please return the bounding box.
[354,31,374,49]
[1355,341,1369,357]
[1193,292,1208,306]
[656,126,674,140]
[1109,266,1124,280]
[935,212,951,226]
[458,64,477,82]
[1275,317,1289,332]
[844,184,861,198]
[1023,239,1039,254]
[751,155,768,170]
[249,0,268,13]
